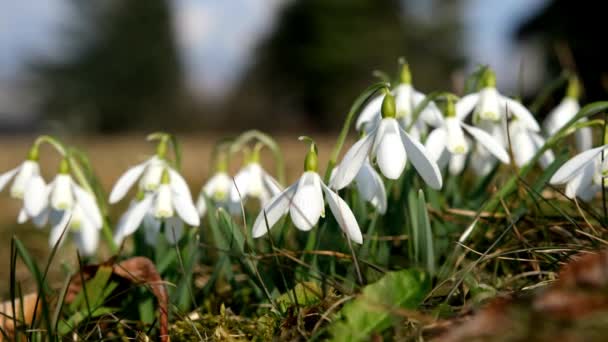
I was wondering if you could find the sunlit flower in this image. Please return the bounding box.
[509,119,554,168]
[252,140,362,244]
[356,64,442,137]
[550,145,608,201]
[113,168,199,245]
[109,156,168,204]
[424,97,510,175]
[24,160,103,256]
[0,157,48,225]
[230,162,281,208]
[332,92,443,190]
[196,171,238,217]
[456,69,540,131]
[330,158,387,214]
[544,77,592,151]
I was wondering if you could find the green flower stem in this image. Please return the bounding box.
[230,130,285,184]
[481,101,608,217]
[33,135,67,157]
[147,132,182,170]
[324,82,389,183]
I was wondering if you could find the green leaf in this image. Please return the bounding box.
[329,269,430,341]
[275,282,324,313]
[417,190,436,275]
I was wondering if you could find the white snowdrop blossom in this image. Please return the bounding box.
[252,141,363,244]
[424,98,510,175]
[113,168,199,245]
[456,70,540,132]
[230,162,282,208]
[509,119,554,168]
[0,157,48,225]
[543,77,592,152]
[356,64,442,138]
[550,145,608,202]
[332,92,443,190]
[24,162,103,256]
[109,156,169,204]
[330,158,387,214]
[197,171,238,217]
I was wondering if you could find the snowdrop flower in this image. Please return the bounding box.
[113,168,199,245]
[109,155,168,204]
[24,159,103,256]
[509,118,554,168]
[197,170,238,217]
[330,157,387,214]
[456,69,540,131]
[550,145,608,201]
[425,96,510,175]
[252,139,362,244]
[544,76,592,151]
[356,63,442,138]
[332,91,443,190]
[0,149,48,225]
[229,147,282,208]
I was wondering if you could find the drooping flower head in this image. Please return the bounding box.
[229,143,282,210]
[332,90,443,190]
[196,148,239,217]
[356,62,442,137]
[544,75,592,151]
[252,138,362,244]
[24,158,103,256]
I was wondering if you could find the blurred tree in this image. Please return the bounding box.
[517,0,608,103]
[29,0,184,132]
[227,0,465,131]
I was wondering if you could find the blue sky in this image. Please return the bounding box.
[0,0,549,119]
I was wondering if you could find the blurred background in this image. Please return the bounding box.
[1,0,606,134]
[0,0,607,294]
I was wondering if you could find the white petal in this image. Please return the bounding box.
[424,128,448,162]
[230,166,253,202]
[462,123,510,163]
[456,93,480,120]
[394,84,413,119]
[173,191,200,226]
[196,192,207,217]
[252,182,298,238]
[399,126,443,189]
[114,196,154,244]
[72,184,103,229]
[262,172,282,199]
[445,117,468,154]
[108,161,147,203]
[476,88,501,121]
[356,94,383,131]
[330,131,375,190]
[356,161,387,214]
[502,97,540,131]
[413,90,443,127]
[550,145,608,184]
[17,208,28,224]
[24,175,48,217]
[139,157,165,191]
[164,216,184,244]
[10,161,39,199]
[0,166,19,193]
[449,153,467,175]
[565,161,594,199]
[374,119,406,179]
[321,183,363,244]
[511,129,536,167]
[544,98,579,135]
[289,172,324,231]
[32,209,49,228]
[169,169,193,199]
[530,133,554,169]
[73,215,99,256]
[155,184,174,218]
[204,172,232,201]
[51,174,74,210]
[143,214,162,246]
[49,210,70,249]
